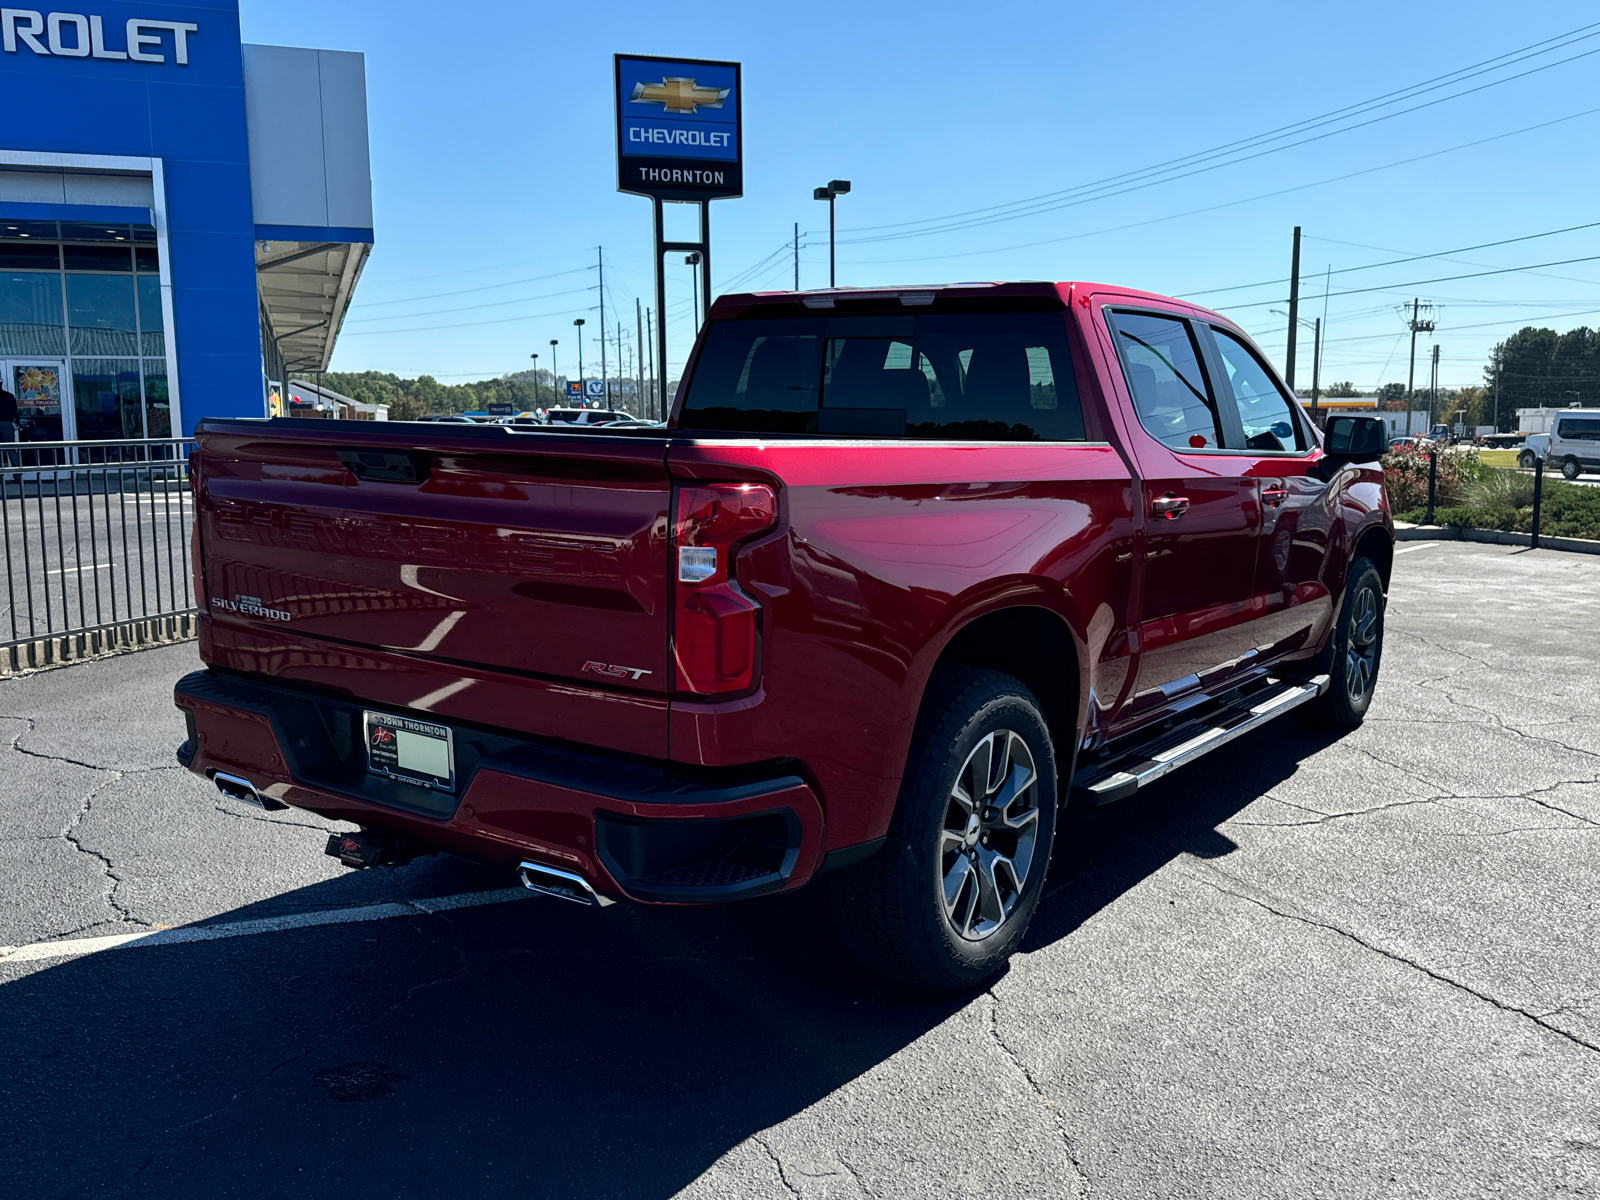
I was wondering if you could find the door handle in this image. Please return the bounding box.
[1261,483,1289,507]
[1151,495,1189,519]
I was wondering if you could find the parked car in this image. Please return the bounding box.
[543,408,631,426]
[1387,435,1431,451]
[1543,409,1600,479]
[1518,434,1553,469]
[175,281,1394,990]
[414,413,476,424]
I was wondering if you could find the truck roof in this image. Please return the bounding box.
[710,281,1231,326]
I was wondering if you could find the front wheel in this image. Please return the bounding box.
[1562,457,1582,480]
[831,667,1057,991]
[1518,451,1536,469]
[1300,556,1386,729]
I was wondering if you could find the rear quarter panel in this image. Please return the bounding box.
[668,439,1136,849]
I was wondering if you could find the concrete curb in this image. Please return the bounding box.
[2,614,197,677]
[1394,523,1600,556]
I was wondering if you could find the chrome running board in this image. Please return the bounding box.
[1072,676,1329,806]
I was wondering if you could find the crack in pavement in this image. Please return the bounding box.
[1225,795,1451,829]
[750,1134,805,1198]
[212,803,340,834]
[985,992,1093,1199]
[58,771,149,936]
[1192,874,1600,1056]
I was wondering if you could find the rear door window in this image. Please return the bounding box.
[1210,327,1306,452]
[677,312,1084,441]
[1108,311,1222,450]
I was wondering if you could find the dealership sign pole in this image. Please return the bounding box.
[615,54,742,417]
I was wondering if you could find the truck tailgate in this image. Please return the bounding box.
[195,422,671,752]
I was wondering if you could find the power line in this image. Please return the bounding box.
[838,33,1600,245]
[339,303,597,337]
[1214,254,1600,313]
[847,104,1600,267]
[346,285,595,324]
[352,265,593,309]
[1176,219,1600,299]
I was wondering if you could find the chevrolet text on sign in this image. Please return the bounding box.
[615,54,742,201]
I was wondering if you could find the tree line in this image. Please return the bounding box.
[309,370,565,422]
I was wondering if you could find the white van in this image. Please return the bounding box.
[1545,409,1600,479]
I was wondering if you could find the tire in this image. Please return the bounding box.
[1518,451,1535,470]
[1300,556,1386,729]
[1562,457,1582,480]
[830,666,1058,991]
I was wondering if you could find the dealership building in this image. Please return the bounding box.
[0,2,372,440]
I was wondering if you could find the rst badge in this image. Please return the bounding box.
[582,660,653,681]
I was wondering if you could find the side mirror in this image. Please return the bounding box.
[1322,415,1386,463]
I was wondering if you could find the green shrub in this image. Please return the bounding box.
[1459,467,1537,510]
[1397,475,1600,539]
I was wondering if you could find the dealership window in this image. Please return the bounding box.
[0,221,167,441]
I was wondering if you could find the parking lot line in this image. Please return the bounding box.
[1394,543,1444,554]
[0,886,535,966]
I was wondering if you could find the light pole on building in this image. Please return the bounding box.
[574,318,586,406]
[812,179,851,287]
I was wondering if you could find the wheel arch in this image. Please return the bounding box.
[1352,523,1394,592]
[924,603,1082,787]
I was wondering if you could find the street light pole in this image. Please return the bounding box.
[813,179,850,287]
[686,252,703,330]
[529,352,539,409]
[574,318,586,406]
[549,339,558,408]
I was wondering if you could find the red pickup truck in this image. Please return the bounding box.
[175,281,1392,990]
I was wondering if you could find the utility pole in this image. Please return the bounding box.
[616,321,626,414]
[1285,225,1302,390]
[1431,343,1441,429]
[636,298,645,418]
[598,247,609,409]
[1310,317,1322,419]
[793,221,799,290]
[1405,298,1436,419]
[1492,349,1502,432]
[645,307,656,420]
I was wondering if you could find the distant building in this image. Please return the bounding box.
[286,379,387,421]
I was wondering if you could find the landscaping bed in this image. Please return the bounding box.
[1382,444,1600,540]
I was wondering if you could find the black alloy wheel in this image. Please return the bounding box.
[1300,555,1386,729]
[831,666,1057,991]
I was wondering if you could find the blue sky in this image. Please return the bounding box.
[242,0,1600,395]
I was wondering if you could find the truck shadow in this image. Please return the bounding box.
[2,722,1339,1199]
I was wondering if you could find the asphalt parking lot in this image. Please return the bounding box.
[2,540,1597,1199]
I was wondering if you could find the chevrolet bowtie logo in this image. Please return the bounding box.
[630,77,729,114]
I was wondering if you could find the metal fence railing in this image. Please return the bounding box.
[1,437,197,671]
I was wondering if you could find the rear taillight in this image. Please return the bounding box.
[672,483,777,696]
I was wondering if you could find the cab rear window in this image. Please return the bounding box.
[676,312,1084,440]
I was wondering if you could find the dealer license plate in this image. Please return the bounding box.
[363,711,455,791]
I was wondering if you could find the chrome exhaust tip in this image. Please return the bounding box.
[213,771,288,812]
[517,861,615,908]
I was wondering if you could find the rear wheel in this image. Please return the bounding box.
[1562,457,1582,480]
[1300,556,1385,729]
[831,667,1057,991]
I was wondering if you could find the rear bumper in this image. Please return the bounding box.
[174,670,825,904]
